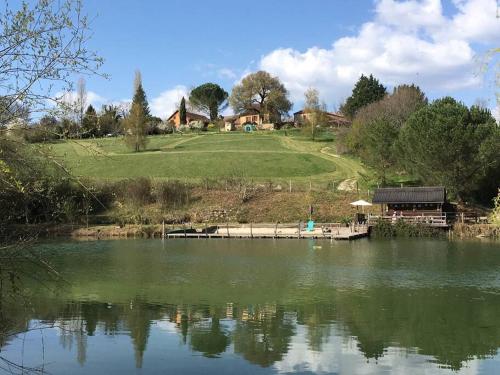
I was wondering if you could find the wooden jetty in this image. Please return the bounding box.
[165,223,369,240]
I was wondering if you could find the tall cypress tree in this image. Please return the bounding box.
[179,97,187,125]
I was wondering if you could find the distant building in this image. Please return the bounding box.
[223,104,276,130]
[372,186,448,215]
[293,109,350,127]
[166,110,209,128]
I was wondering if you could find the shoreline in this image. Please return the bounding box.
[6,222,500,241]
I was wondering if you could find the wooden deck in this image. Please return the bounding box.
[165,223,369,240]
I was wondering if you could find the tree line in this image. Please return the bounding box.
[338,74,499,203]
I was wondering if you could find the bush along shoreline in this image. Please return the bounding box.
[371,219,445,238]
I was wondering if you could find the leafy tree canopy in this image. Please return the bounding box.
[399,97,499,201]
[189,83,228,121]
[340,74,387,118]
[347,84,428,183]
[229,71,292,122]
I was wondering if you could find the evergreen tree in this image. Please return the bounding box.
[134,84,151,118]
[189,83,228,121]
[124,72,149,152]
[81,104,98,138]
[179,97,187,125]
[399,97,499,201]
[340,74,387,118]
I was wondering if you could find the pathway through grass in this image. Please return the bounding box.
[49,132,369,185]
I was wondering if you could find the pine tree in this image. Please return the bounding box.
[124,72,149,152]
[133,83,151,118]
[179,97,187,125]
[340,74,387,118]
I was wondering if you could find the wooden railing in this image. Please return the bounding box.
[367,214,448,227]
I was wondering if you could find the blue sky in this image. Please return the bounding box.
[78,0,499,118]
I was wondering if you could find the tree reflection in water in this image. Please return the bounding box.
[1,238,500,373]
[2,290,500,371]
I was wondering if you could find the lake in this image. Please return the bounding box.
[1,238,500,374]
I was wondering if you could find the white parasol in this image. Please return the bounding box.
[350,199,372,212]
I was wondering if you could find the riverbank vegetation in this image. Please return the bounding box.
[371,219,444,238]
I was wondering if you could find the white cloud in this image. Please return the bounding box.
[492,105,500,122]
[218,68,237,80]
[257,0,499,106]
[150,85,189,119]
[443,0,500,43]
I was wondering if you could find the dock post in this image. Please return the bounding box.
[250,223,253,239]
[297,222,301,239]
[205,224,208,239]
[162,220,165,239]
[274,222,278,238]
[183,223,186,238]
[226,222,230,238]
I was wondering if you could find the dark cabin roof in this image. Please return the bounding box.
[372,187,446,204]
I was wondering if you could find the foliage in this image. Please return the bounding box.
[147,116,163,135]
[123,74,149,152]
[154,180,191,210]
[302,88,328,141]
[372,219,442,237]
[189,83,228,121]
[490,189,500,225]
[340,74,387,118]
[399,97,499,201]
[0,0,104,125]
[82,105,98,137]
[115,177,153,208]
[179,97,187,125]
[229,71,292,123]
[98,105,122,136]
[0,138,108,226]
[346,84,427,184]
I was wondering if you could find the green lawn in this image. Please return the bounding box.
[48,132,369,184]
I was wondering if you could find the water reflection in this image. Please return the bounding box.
[1,239,500,374]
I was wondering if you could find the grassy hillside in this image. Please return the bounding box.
[48,131,369,188]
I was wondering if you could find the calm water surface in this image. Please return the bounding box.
[2,238,500,374]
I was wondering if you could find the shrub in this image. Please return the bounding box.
[154,180,191,209]
[373,218,442,238]
[115,178,153,208]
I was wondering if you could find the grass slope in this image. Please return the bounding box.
[49,132,368,185]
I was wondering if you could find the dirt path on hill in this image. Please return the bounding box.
[160,135,202,150]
